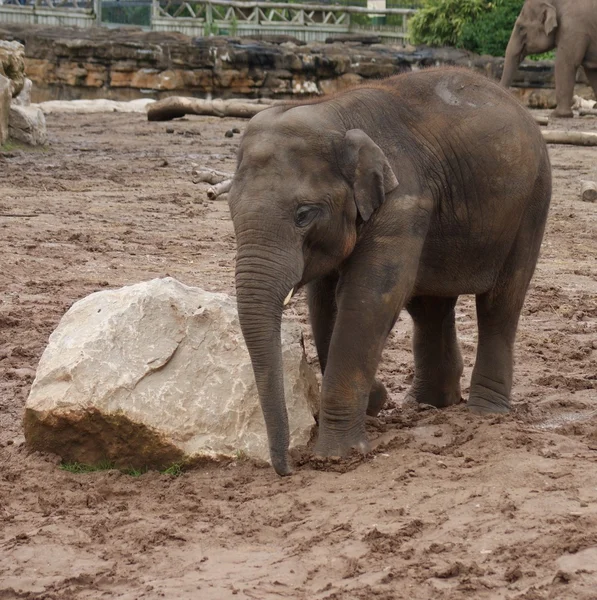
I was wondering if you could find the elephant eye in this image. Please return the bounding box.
[295,204,322,228]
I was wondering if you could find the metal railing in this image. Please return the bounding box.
[152,0,416,42]
[0,0,97,26]
[0,0,417,43]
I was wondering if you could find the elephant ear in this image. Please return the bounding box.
[342,129,399,222]
[542,2,557,35]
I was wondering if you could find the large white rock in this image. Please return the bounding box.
[0,74,9,145]
[8,104,47,146]
[25,278,319,469]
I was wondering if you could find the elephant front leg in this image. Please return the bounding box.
[308,275,389,418]
[405,296,463,408]
[552,50,580,118]
[314,247,425,457]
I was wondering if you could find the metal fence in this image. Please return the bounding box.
[0,0,419,43]
[0,0,97,26]
[152,0,417,43]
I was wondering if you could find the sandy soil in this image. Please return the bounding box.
[1,109,596,600]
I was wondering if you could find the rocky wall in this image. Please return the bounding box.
[0,23,594,106]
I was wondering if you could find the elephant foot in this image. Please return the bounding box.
[366,380,388,417]
[467,385,511,415]
[314,422,370,458]
[550,108,574,119]
[405,380,462,409]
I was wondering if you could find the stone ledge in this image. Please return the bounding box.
[0,24,594,107]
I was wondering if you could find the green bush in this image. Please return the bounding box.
[409,0,490,47]
[460,0,523,56]
[409,0,536,58]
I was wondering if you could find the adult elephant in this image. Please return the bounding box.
[500,0,597,118]
[228,68,552,476]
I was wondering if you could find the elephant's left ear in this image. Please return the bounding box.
[342,129,399,222]
[543,2,557,35]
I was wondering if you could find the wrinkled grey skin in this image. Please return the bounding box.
[500,0,597,118]
[228,68,552,476]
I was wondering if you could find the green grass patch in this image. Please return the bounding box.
[0,139,22,152]
[161,463,184,477]
[1,139,50,153]
[60,460,185,477]
[60,459,116,474]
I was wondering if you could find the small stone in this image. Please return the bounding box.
[166,127,174,134]
[504,566,522,582]
[8,105,47,146]
[224,130,234,138]
[232,127,240,134]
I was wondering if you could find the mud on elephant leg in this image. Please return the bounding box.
[404,296,463,408]
[468,293,518,414]
[309,276,389,419]
[468,197,548,415]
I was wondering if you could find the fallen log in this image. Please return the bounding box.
[192,168,234,185]
[578,108,597,117]
[533,115,549,126]
[147,97,276,121]
[207,179,233,200]
[580,180,597,203]
[542,130,597,146]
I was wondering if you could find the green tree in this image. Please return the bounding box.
[460,0,523,56]
[409,0,490,47]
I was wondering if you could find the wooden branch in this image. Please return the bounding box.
[192,168,234,185]
[581,181,597,203]
[578,108,597,117]
[207,179,233,200]
[533,115,549,126]
[542,130,597,146]
[147,97,276,121]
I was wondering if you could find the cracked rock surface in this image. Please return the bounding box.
[24,278,319,468]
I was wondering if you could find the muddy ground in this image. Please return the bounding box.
[0,109,596,600]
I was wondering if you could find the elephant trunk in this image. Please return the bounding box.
[501,33,525,88]
[234,237,302,477]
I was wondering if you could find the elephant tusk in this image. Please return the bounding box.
[283,288,294,306]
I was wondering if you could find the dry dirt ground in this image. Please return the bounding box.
[0,108,596,600]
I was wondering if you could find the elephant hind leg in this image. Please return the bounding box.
[469,179,550,414]
[405,296,463,409]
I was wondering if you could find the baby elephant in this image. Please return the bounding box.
[228,68,552,476]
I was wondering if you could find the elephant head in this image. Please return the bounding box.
[501,0,558,87]
[228,105,398,476]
